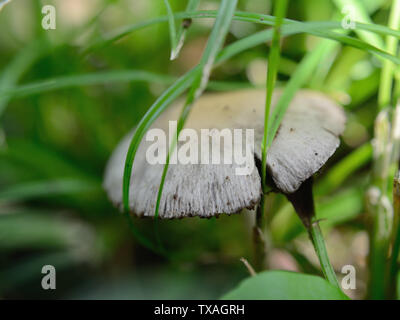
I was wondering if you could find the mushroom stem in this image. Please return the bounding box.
[253,197,267,271]
[285,178,314,229]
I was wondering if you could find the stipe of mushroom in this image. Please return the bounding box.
[104,89,346,220]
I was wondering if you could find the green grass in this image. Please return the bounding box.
[163,0,178,60]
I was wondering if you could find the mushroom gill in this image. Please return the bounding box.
[104,89,346,218]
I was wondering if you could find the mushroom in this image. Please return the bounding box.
[104,89,346,219]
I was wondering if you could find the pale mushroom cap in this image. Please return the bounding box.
[104,89,346,218]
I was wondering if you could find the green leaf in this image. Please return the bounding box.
[222,271,349,300]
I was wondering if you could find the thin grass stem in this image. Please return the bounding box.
[378,0,400,109]
[309,222,340,288]
[255,0,288,272]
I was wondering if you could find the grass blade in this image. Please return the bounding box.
[378,0,400,109]
[317,143,373,195]
[261,0,288,192]
[266,42,327,148]
[0,40,47,117]
[172,0,200,60]
[0,179,99,203]
[163,0,178,60]
[85,10,400,63]
[309,222,340,287]
[256,0,288,271]
[0,71,174,98]
[333,0,383,49]
[122,68,198,213]
[0,70,253,101]
[120,68,199,255]
[153,0,238,222]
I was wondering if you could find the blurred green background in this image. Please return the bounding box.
[0,0,391,299]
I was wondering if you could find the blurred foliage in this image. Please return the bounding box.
[0,0,395,299]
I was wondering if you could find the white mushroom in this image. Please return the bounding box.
[104,89,346,218]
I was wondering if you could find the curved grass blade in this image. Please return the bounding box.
[0,179,99,203]
[153,0,238,220]
[85,10,400,57]
[0,40,47,117]
[309,222,340,287]
[317,142,373,195]
[122,67,199,213]
[0,4,113,118]
[261,0,288,193]
[266,42,327,148]
[0,71,253,101]
[163,0,178,60]
[0,71,174,99]
[333,0,383,49]
[121,68,198,254]
[172,0,200,60]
